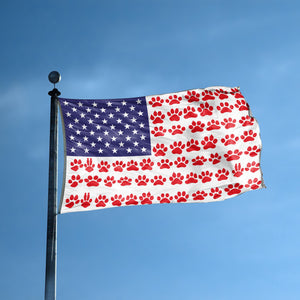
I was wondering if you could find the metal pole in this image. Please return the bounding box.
[45,71,61,300]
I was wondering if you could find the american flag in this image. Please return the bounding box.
[58,86,264,213]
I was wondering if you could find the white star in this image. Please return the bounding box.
[96,125,101,130]
[74,118,79,123]
[84,148,89,153]
[139,123,145,128]
[131,117,137,123]
[66,112,71,117]
[104,130,109,135]
[122,100,127,106]
[76,130,81,135]
[110,125,116,130]
[107,101,112,107]
[70,147,76,153]
[119,142,124,147]
[105,142,110,147]
[141,147,147,152]
[136,99,142,104]
[88,119,93,124]
[140,134,146,140]
[98,148,103,154]
[83,136,88,141]
[102,119,107,124]
[78,102,83,107]
[126,136,131,141]
[70,135,75,140]
[91,142,96,147]
[133,141,139,147]
[118,130,123,135]
[77,142,82,147]
[63,101,69,106]
[111,136,117,141]
[82,124,87,130]
[112,148,117,154]
[92,102,97,107]
[101,108,106,113]
[123,112,129,117]
[68,123,73,129]
[115,107,120,112]
[126,148,132,153]
[124,124,130,129]
[80,113,85,118]
[138,111,143,116]
[97,137,103,142]
[130,105,135,111]
[117,118,122,124]
[109,113,114,118]
[72,107,77,112]
[94,113,100,118]
[132,129,138,134]
[90,130,95,136]
[86,108,92,113]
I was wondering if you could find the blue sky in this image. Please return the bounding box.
[1,0,300,299]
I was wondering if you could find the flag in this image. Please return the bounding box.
[58,86,264,213]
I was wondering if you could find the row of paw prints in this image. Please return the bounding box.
[148,88,244,107]
[150,100,249,124]
[151,116,254,137]
[65,178,261,209]
[68,162,260,188]
[70,145,261,173]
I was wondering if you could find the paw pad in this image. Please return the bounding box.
[192,155,207,166]
[206,120,221,131]
[97,160,110,172]
[125,194,139,206]
[104,176,116,187]
[65,195,80,208]
[126,160,139,171]
[192,190,208,201]
[216,102,234,113]
[174,157,189,168]
[185,172,198,184]
[140,158,154,170]
[208,153,222,165]
[135,175,149,186]
[151,175,166,185]
[169,172,184,185]
[139,192,154,205]
[149,96,164,107]
[95,195,109,207]
[151,126,167,137]
[224,183,243,195]
[169,125,186,135]
[209,188,222,199]
[157,193,173,204]
[70,159,83,171]
[245,178,261,190]
[150,111,165,124]
[167,108,182,121]
[224,149,242,161]
[157,159,173,169]
[84,175,102,187]
[199,171,213,183]
[201,135,218,149]
[201,90,215,101]
[153,143,168,156]
[189,121,205,133]
[183,106,198,119]
[81,193,93,208]
[174,191,189,203]
[241,130,257,142]
[186,139,201,152]
[221,118,236,129]
[221,134,239,146]
[170,141,185,154]
[118,176,132,186]
[185,90,200,103]
[166,94,182,105]
[84,158,95,172]
[197,102,213,116]
[215,168,230,181]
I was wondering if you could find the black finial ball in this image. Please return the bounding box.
[48,71,61,84]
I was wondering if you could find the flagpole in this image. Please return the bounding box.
[45,71,61,300]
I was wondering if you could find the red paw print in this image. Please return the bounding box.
[157,193,173,204]
[183,106,198,119]
[95,195,109,207]
[81,193,92,208]
[221,134,239,146]
[221,118,236,129]
[170,141,185,154]
[149,96,164,107]
[70,159,83,171]
[185,90,200,103]
[189,121,205,133]
[97,161,110,172]
[186,139,201,152]
[214,89,229,100]
[139,192,154,205]
[174,157,189,168]
[151,175,166,185]
[199,171,213,183]
[104,176,116,187]
[127,160,139,171]
[151,126,167,137]
[206,120,221,131]
[192,155,207,166]
[85,175,101,187]
[215,168,230,181]
[68,175,83,187]
[111,194,125,206]
[197,102,213,116]
[157,159,173,169]
[201,90,215,101]
[209,153,222,165]
[216,102,234,113]
[224,149,242,161]
[201,135,218,150]
[135,175,149,186]
[244,146,260,157]
[166,94,182,105]
[150,111,165,124]
[209,188,222,199]
[84,158,95,172]
[153,143,168,156]
[234,99,249,110]
[118,176,132,186]
[192,190,208,201]
[167,108,182,121]
[230,88,244,99]
[168,125,186,135]
[232,163,244,177]
[185,172,198,184]
[174,191,189,203]
[239,115,254,127]
[245,178,261,190]
[224,183,243,195]
[245,161,260,173]
[113,160,126,172]
[169,172,184,185]
[241,130,257,142]
[65,195,79,208]
[125,194,139,206]
[140,158,154,170]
